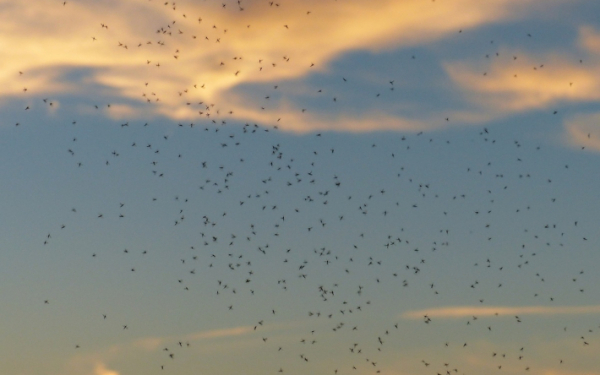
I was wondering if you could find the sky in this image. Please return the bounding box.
[1,0,600,374]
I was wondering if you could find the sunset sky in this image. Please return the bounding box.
[1,1,600,375]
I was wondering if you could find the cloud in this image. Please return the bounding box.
[579,25,600,54]
[445,25,600,116]
[0,0,563,133]
[104,104,141,120]
[131,336,163,352]
[132,325,255,352]
[541,370,600,375]
[402,305,600,319]
[442,25,600,150]
[563,112,600,151]
[60,325,256,375]
[187,325,254,340]
[445,52,600,113]
[223,105,432,134]
[93,363,120,375]
[64,355,122,375]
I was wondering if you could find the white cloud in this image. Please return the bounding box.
[402,305,600,319]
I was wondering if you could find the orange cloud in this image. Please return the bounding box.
[443,25,600,150]
[132,325,255,352]
[0,0,562,133]
[579,25,600,54]
[445,52,600,113]
[563,112,600,152]
[93,362,120,375]
[445,25,600,113]
[187,325,254,340]
[542,370,600,375]
[402,305,600,319]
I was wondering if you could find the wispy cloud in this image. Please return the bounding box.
[563,112,600,151]
[444,25,600,149]
[0,0,564,132]
[540,370,600,375]
[93,362,120,375]
[187,325,254,340]
[446,40,600,112]
[132,325,255,352]
[64,355,122,375]
[445,26,600,111]
[541,369,600,375]
[402,305,600,319]
[446,55,599,113]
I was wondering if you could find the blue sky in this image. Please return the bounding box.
[1,1,600,375]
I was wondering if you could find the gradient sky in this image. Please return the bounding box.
[2,1,600,375]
